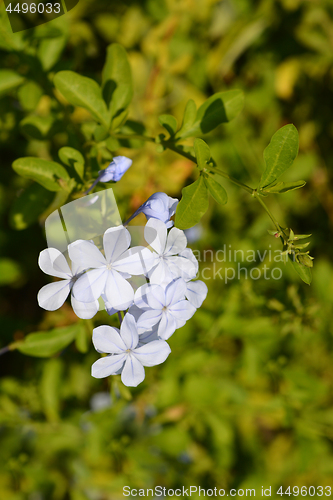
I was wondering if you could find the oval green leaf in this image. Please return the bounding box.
[205,177,228,204]
[158,114,178,137]
[0,69,24,96]
[15,325,79,358]
[289,256,312,285]
[194,138,211,170]
[259,124,299,189]
[262,180,306,194]
[178,90,244,139]
[12,157,70,192]
[102,43,133,125]
[175,175,209,229]
[54,71,109,127]
[59,147,85,180]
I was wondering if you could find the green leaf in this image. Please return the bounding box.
[262,180,306,193]
[259,124,299,189]
[158,114,178,137]
[176,99,197,138]
[54,71,109,127]
[9,183,54,230]
[102,43,133,126]
[0,258,22,286]
[37,33,67,71]
[204,176,228,204]
[15,325,79,358]
[0,69,24,96]
[17,81,43,111]
[177,90,244,139]
[194,138,211,169]
[58,147,85,180]
[289,256,312,285]
[175,175,209,229]
[20,115,57,140]
[12,157,70,192]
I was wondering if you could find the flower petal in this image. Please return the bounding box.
[137,309,162,330]
[185,280,208,308]
[165,227,187,256]
[133,284,151,310]
[72,268,107,303]
[104,270,134,310]
[92,353,127,378]
[37,280,71,311]
[92,325,127,353]
[144,218,167,255]
[167,255,197,280]
[114,246,155,275]
[157,311,178,340]
[121,354,145,387]
[120,313,139,350]
[71,294,99,319]
[138,324,159,344]
[39,248,72,279]
[169,299,196,321]
[103,226,131,263]
[145,284,165,310]
[148,260,175,285]
[133,340,171,366]
[68,240,106,268]
[165,278,186,306]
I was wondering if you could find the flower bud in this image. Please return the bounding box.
[125,192,178,228]
[98,156,132,182]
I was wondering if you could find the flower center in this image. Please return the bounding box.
[106,263,113,270]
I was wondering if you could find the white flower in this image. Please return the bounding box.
[68,225,154,311]
[134,278,196,340]
[37,248,99,319]
[144,218,197,285]
[91,313,171,386]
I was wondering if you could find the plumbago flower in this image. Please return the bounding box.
[144,218,198,284]
[37,248,99,319]
[91,313,171,386]
[133,278,196,340]
[68,225,154,310]
[37,189,208,387]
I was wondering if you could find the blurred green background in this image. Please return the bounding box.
[1,0,333,498]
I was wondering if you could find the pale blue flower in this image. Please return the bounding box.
[134,278,196,340]
[91,313,171,386]
[125,192,178,228]
[85,156,132,194]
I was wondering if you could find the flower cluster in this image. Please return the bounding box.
[38,191,207,387]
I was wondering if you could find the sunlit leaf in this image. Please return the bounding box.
[12,157,71,192]
[159,114,178,137]
[259,124,299,189]
[204,176,228,204]
[175,175,209,229]
[54,71,109,127]
[177,90,244,139]
[15,325,79,358]
[102,43,133,126]
[194,138,210,169]
[0,69,24,96]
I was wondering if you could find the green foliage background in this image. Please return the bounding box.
[0,0,333,498]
